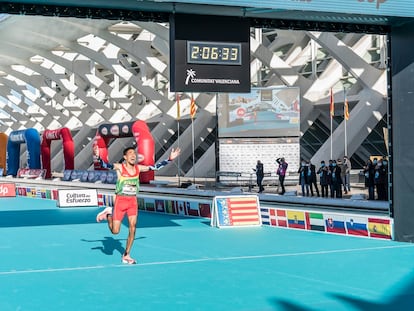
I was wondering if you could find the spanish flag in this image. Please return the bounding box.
[190,94,196,119]
[344,97,349,121]
[330,88,334,118]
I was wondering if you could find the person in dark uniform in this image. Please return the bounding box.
[254,160,264,193]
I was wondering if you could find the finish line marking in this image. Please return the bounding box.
[1,244,413,275]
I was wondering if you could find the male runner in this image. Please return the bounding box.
[96,146,181,264]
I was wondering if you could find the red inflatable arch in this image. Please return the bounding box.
[92,120,155,183]
[41,127,75,179]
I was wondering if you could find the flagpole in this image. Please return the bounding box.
[190,93,196,185]
[176,93,181,187]
[191,115,195,185]
[330,88,333,160]
[344,87,348,157]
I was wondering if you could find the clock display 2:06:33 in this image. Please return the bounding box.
[186,41,242,65]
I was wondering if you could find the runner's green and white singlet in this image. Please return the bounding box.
[115,164,140,196]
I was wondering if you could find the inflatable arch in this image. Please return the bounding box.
[93,120,155,183]
[0,133,7,175]
[41,127,75,179]
[6,128,41,176]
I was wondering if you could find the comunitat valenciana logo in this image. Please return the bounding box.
[185,69,196,85]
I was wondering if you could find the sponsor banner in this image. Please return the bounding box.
[0,183,16,198]
[17,168,46,179]
[57,189,98,207]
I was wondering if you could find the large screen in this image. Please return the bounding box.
[217,87,300,138]
[219,137,300,175]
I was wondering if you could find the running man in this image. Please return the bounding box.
[96,146,181,264]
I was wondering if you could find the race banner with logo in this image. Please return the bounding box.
[0,183,16,198]
[57,189,98,207]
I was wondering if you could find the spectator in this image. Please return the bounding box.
[253,160,264,193]
[317,160,329,198]
[343,156,352,194]
[298,160,310,196]
[276,157,288,195]
[374,158,387,200]
[331,159,343,198]
[308,160,320,197]
[363,158,375,200]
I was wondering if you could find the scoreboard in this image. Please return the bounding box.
[170,14,250,93]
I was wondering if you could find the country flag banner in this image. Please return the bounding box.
[155,199,165,213]
[260,207,270,225]
[306,212,325,232]
[199,203,211,218]
[187,202,200,217]
[287,210,306,229]
[346,216,368,236]
[368,217,392,239]
[277,209,287,227]
[211,195,261,228]
[324,213,346,234]
[269,208,277,226]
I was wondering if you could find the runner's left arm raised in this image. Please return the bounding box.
[139,148,181,172]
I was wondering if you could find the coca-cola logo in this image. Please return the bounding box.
[45,130,60,140]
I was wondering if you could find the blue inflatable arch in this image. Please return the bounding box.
[6,128,41,176]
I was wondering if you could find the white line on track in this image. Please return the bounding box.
[1,243,413,275]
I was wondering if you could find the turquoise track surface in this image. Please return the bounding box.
[1,196,414,311]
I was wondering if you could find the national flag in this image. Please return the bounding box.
[52,189,58,200]
[261,207,270,225]
[277,209,287,227]
[155,199,165,213]
[97,193,104,206]
[344,97,349,120]
[269,208,277,226]
[306,212,325,232]
[346,216,368,236]
[176,93,181,120]
[287,210,306,229]
[368,217,392,239]
[324,214,346,234]
[145,201,155,212]
[199,203,211,218]
[173,200,188,215]
[186,202,200,217]
[190,94,196,119]
[330,88,334,118]
[138,198,145,210]
[226,196,260,226]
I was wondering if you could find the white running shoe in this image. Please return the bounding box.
[96,207,112,222]
[122,254,137,265]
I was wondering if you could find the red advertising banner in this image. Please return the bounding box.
[0,183,16,197]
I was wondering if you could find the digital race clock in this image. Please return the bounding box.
[170,14,250,93]
[187,41,242,65]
